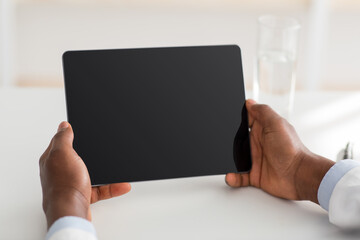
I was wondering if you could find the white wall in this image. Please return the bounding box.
[325,9,360,89]
[15,3,308,89]
[0,0,16,87]
[14,2,360,89]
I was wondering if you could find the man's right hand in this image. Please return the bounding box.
[226,100,335,203]
[40,122,131,229]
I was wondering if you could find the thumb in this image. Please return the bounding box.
[57,121,70,133]
[51,121,74,149]
[247,102,280,127]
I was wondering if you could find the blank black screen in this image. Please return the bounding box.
[63,45,251,185]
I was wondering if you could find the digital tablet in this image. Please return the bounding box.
[63,45,252,185]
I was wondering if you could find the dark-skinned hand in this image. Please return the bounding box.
[39,122,131,229]
[226,100,334,203]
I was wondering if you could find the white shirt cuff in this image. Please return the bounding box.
[318,159,360,211]
[45,216,97,240]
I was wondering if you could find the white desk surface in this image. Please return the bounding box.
[1,88,360,240]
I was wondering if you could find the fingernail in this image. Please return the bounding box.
[57,121,69,132]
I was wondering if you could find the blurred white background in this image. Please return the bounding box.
[0,0,360,90]
[1,2,360,239]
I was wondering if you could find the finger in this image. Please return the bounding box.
[248,104,280,127]
[225,173,250,188]
[51,121,74,150]
[39,121,72,166]
[246,99,257,128]
[91,183,131,204]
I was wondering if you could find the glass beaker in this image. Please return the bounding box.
[254,15,301,119]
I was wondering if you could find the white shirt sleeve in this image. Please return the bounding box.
[318,160,360,229]
[329,166,360,228]
[46,216,98,240]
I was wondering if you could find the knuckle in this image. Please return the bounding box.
[52,131,64,143]
[48,148,65,159]
[39,147,51,167]
[39,154,46,166]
